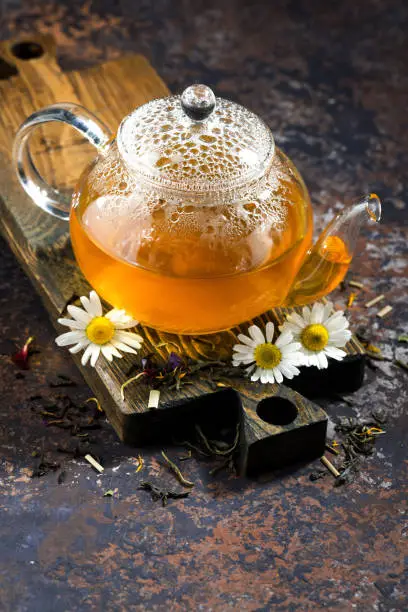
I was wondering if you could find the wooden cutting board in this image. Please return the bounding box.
[0,34,365,476]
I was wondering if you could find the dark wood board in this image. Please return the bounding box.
[0,34,365,475]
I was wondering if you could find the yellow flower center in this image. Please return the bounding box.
[254,343,282,369]
[301,323,329,352]
[86,317,115,345]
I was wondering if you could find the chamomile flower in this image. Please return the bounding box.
[55,291,143,367]
[279,301,351,370]
[232,322,302,384]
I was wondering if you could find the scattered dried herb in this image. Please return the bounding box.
[349,280,364,290]
[178,450,192,461]
[57,470,66,484]
[398,335,408,343]
[309,469,327,481]
[161,451,195,488]
[85,397,103,412]
[311,413,388,487]
[120,352,237,399]
[394,359,408,372]
[347,292,357,308]
[12,336,34,370]
[177,422,240,476]
[135,454,144,473]
[31,445,60,478]
[32,394,102,437]
[48,373,77,388]
[139,481,190,507]
[103,489,114,497]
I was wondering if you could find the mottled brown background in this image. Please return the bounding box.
[0,1,407,611]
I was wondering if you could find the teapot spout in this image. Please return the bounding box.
[285,194,381,306]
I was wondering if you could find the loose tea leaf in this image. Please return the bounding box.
[161,451,195,488]
[139,482,190,507]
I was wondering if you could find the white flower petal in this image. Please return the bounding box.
[245,364,256,375]
[237,333,257,348]
[326,318,349,333]
[265,321,274,343]
[279,322,301,336]
[267,370,275,383]
[310,302,324,324]
[317,352,328,369]
[275,331,293,348]
[324,310,345,327]
[233,344,255,355]
[110,339,137,355]
[55,330,86,347]
[302,306,311,323]
[251,367,263,382]
[89,291,103,317]
[236,355,257,365]
[286,312,307,329]
[67,305,93,324]
[328,331,351,346]
[101,344,122,361]
[69,339,91,354]
[281,342,302,355]
[273,367,284,384]
[323,301,334,320]
[81,343,95,366]
[90,345,101,367]
[279,363,294,379]
[106,308,139,329]
[115,331,143,349]
[80,295,92,314]
[248,325,265,344]
[260,371,269,384]
[57,317,87,330]
[324,346,346,361]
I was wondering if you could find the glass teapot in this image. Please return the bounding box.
[13,85,381,334]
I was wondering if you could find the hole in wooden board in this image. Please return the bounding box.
[256,397,298,426]
[11,41,44,60]
[0,58,18,80]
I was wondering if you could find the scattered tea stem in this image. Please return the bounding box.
[377,305,393,318]
[320,456,340,478]
[349,281,364,289]
[326,443,340,456]
[84,454,104,473]
[161,451,195,488]
[155,341,182,353]
[120,372,146,400]
[178,450,192,461]
[195,424,240,456]
[85,397,103,412]
[394,359,408,372]
[148,390,160,409]
[365,294,385,308]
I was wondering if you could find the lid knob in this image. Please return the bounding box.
[181,84,216,122]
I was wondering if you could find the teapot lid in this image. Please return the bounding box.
[117,85,275,195]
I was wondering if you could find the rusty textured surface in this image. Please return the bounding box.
[0,1,407,610]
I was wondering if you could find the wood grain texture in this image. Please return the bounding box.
[0,34,364,472]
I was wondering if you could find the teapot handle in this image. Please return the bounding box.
[12,103,112,221]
